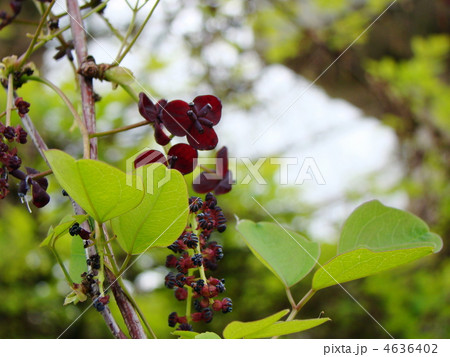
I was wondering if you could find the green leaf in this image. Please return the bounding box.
[172,331,199,339]
[236,220,320,287]
[313,247,433,290]
[223,309,289,339]
[244,318,330,339]
[45,150,144,223]
[312,200,442,290]
[195,332,222,339]
[111,164,189,254]
[339,200,443,253]
[70,236,87,284]
[40,214,88,247]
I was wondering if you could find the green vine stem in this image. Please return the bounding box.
[286,288,317,322]
[18,0,56,68]
[119,84,139,102]
[5,74,14,127]
[29,169,53,180]
[50,247,74,286]
[116,0,161,64]
[115,2,139,63]
[32,1,108,54]
[26,76,91,158]
[90,120,150,138]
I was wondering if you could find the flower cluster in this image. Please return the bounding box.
[137,93,233,194]
[1,120,50,207]
[165,193,232,331]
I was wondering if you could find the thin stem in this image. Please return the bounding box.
[95,221,106,296]
[186,267,193,321]
[285,286,297,310]
[29,169,53,180]
[26,76,90,158]
[18,0,56,67]
[286,289,316,322]
[51,247,74,285]
[119,84,139,102]
[118,254,132,276]
[5,74,14,127]
[115,4,139,63]
[33,1,108,54]
[117,276,157,339]
[116,0,161,64]
[12,93,49,165]
[54,1,103,18]
[90,120,150,138]
[98,13,125,42]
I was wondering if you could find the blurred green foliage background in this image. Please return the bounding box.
[0,0,449,338]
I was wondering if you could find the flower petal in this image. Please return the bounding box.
[26,167,48,190]
[31,180,50,208]
[134,150,167,169]
[193,95,222,125]
[187,126,218,151]
[138,92,157,123]
[168,143,198,175]
[161,100,192,136]
[192,171,221,194]
[215,146,229,178]
[214,171,232,195]
[154,123,171,146]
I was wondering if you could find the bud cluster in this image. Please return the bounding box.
[1,121,50,207]
[165,193,232,331]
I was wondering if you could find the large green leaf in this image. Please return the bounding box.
[244,318,330,339]
[312,247,433,290]
[236,220,320,287]
[45,150,144,223]
[339,200,443,253]
[312,201,442,290]
[223,309,288,339]
[195,332,221,339]
[172,331,199,339]
[69,236,87,284]
[111,164,189,254]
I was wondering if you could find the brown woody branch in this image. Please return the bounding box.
[66,0,147,338]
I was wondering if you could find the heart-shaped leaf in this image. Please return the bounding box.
[111,164,189,254]
[313,247,433,290]
[312,200,443,290]
[339,200,443,253]
[40,214,88,248]
[45,150,144,223]
[236,220,320,287]
[223,309,289,339]
[244,318,330,339]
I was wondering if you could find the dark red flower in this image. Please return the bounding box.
[161,95,222,151]
[193,146,232,195]
[14,97,30,118]
[134,143,198,175]
[138,93,171,146]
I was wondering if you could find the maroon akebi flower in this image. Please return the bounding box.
[138,93,171,146]
[10,167,50,208]
[193,146,232,195]
[134,143,198,175]
[161,95,222,151]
